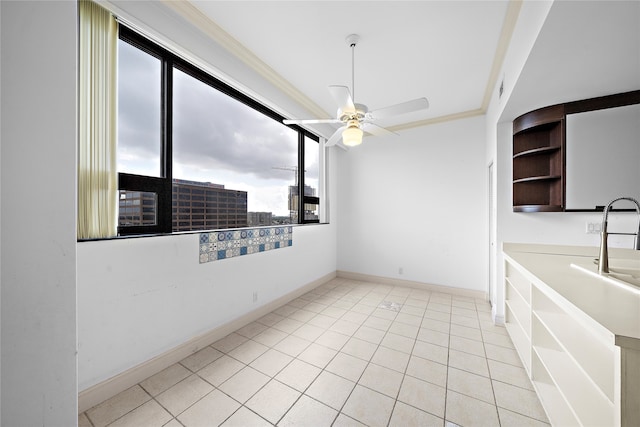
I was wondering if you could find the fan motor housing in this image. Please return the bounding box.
[338,103,368,123]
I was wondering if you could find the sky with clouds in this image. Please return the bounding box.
[117,40,319,217]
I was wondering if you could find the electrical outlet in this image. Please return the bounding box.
[252,291,258,303]
[586,222,602,234]
[398,267,403,275]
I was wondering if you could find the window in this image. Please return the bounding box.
[116,26,320,235]
[118,190,157,226]
[117,39,162,177]
[304,136,320,222]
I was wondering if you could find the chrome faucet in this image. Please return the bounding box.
[598,197,640,274]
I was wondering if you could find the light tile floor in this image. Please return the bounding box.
[79,278,550,427]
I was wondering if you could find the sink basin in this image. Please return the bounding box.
[571,258,640,294]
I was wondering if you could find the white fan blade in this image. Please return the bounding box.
[328,85,355,113]
[362,122,398,138]
[283,118,342,125]
[370,97,429,119]
[324,126,347,147]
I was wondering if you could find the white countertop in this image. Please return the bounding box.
[503,243,640,344]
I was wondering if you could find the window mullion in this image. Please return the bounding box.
[162,57,173,179]
[298,131,305,223]
[116,25,323,237]
[159,56,173,232]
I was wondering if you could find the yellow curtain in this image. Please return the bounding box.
[78,0,118,239]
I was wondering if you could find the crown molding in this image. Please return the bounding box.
[388,108,485,133]
[162,0,329,121]
[481,0,523,111]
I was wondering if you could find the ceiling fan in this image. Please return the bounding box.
[283,34,429,147]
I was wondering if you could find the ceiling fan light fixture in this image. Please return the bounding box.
[342,122,363,147]
[282,32,429,148]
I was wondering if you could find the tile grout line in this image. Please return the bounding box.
[85,279,539,427]
[385,289,432,427]
[339,288,406,427]
[273,283,369,427]
[441,295,453,427]
[477,300,501,427]
[327,286,395,426]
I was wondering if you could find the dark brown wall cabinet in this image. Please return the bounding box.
[513,105,565,212]
[512,90,640,212]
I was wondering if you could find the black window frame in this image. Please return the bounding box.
[117,25,320,236]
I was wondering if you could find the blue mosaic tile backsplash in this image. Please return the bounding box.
[199,226,293,263]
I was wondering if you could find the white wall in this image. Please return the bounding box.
[487,0,640,322]
[0,2,3,420]
[0,1,3,419]
[565,104,640,208]
[0,1,78,425]
[75,0,339,394]
[484,0,554,320]
[337,116,487,293]
[78,219,336,390]
[496,121,637,248]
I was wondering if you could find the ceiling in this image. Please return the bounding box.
[501,0,640,122]
[175,1,515,132]
[156,1,638,138]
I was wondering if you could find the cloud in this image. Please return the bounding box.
[116,39,320,214]
[172,68,299,182]
[117,41,161,150]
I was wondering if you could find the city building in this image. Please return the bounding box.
[118,190,157,227]
[247,211,273,226]
[118,179,321,231]
[289,184,319,223]
[118,179,248,232]
[171,179,247,232]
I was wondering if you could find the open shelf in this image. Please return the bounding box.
[513,175,561,184]
[512,180,563,209]
[505,280,531,337]
[504,262,532,372]
[505,302,532,373]
[513,146,561,159]
[534,309,614,400]
[531,351,580,426]
[503,249,639,427]
[532,287,615,400]
[512,105,565,212]
[513,91,640,213]
[513,204,563,213]
[531,296,615,427]
[532,343,614,427]
[504,263,531,304]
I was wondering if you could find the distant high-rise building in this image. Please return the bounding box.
[118,179,248,232]
[272,215,292,225]
[288,184,319,223]
[247,211,273,226]
[172,179,247,231]
[118,190,157,227]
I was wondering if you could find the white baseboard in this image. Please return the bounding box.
[78,271,336,413]
[490,300,505,325]
[79,270,487,413]
[336,270,487,301]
